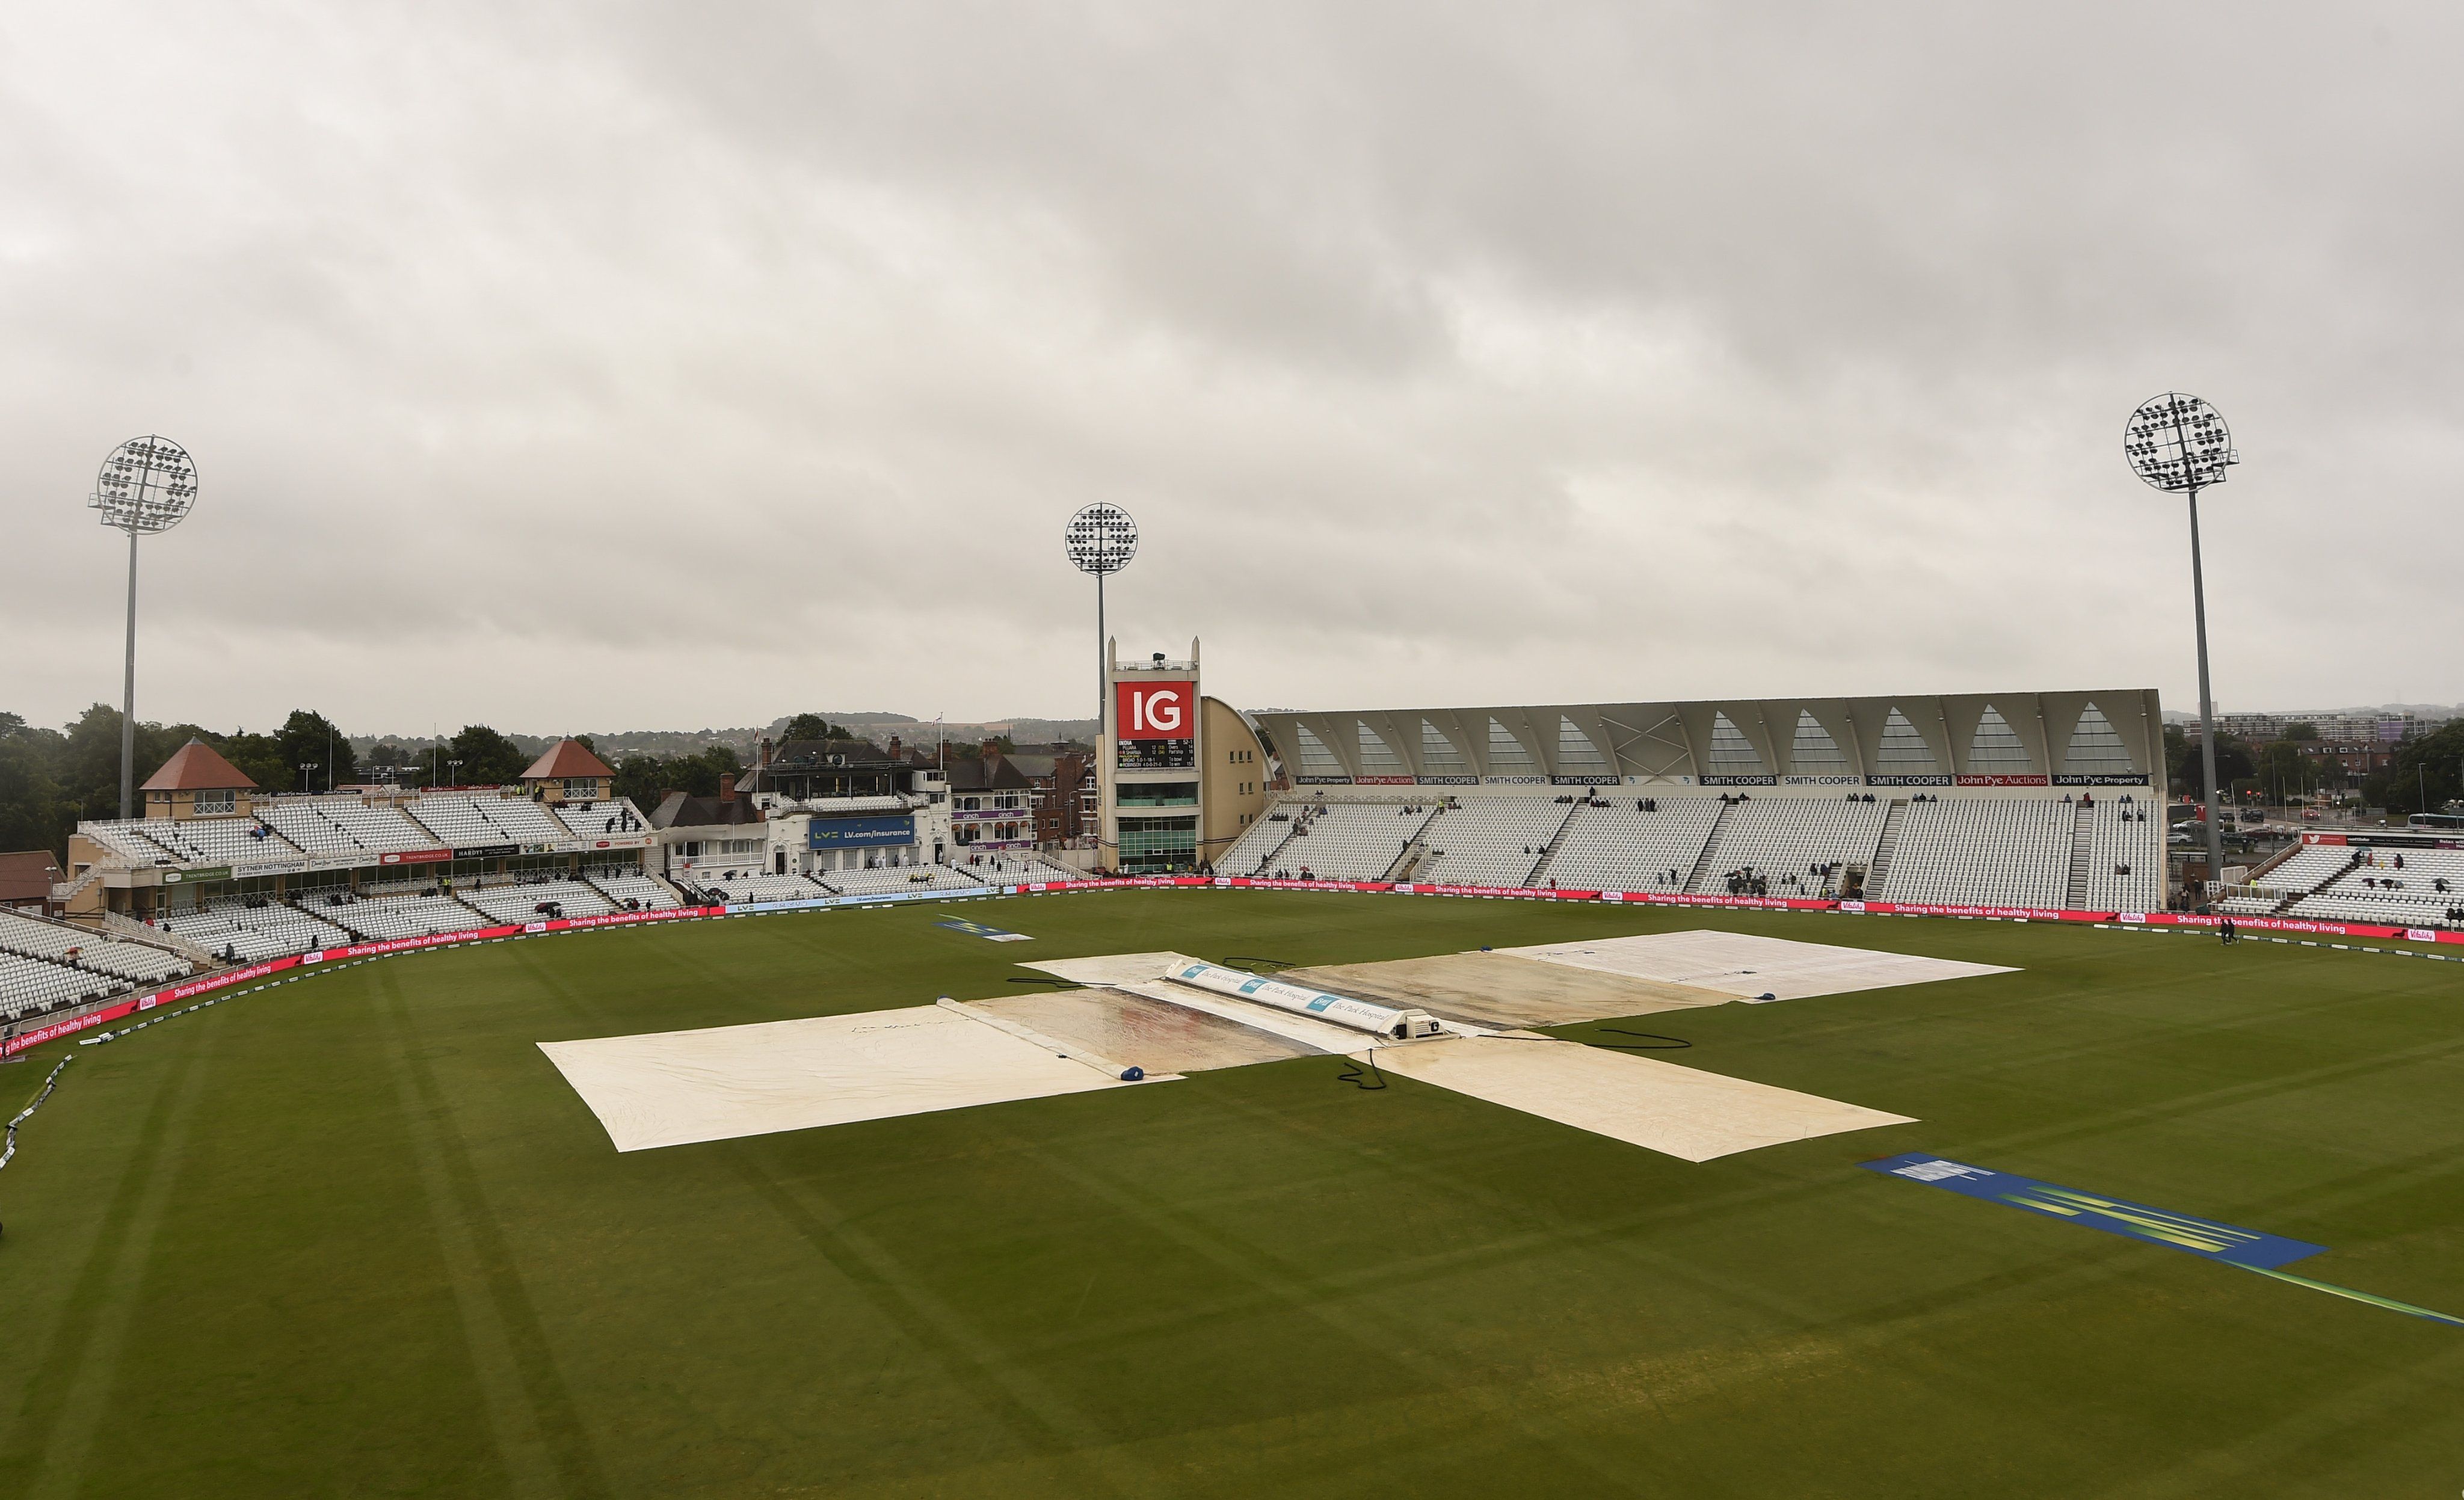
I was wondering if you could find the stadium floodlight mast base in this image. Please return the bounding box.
[2125,392,2238,903]
[88,437,200,820]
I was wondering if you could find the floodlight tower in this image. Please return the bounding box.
[2124,393,2238,900]
[88,437,199,819]
[1064,502,1139,737]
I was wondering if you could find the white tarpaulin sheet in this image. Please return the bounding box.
[539,1006,1159,1153]
[1367,1036,1915,1161]
[1498,930,2012,1001]
[1019,951,1202,988]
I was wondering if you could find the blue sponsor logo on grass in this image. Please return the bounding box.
[1860,1153,2324,1269]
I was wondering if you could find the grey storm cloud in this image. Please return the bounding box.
[2,1,2457,738]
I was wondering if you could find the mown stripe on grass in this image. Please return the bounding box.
[377,969,614,1499]
[1,1010,220,1499]
[720,1143,1160,1496]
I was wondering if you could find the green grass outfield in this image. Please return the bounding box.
[1,890,2459,1498]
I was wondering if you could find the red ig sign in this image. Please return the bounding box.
[1116,681,1195,740]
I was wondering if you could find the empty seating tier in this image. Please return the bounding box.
[1221,814,1299,876]
[135,817,304,866]
[586,871,683,911]
[327,891,489,942]
[1877,799,2072,909]
[1689,798,1888,897]
[1249,801,1438,882]
[551,799,652,840]
[2,952,131,1020]
[459,880,621,925]
[162,899,354,961]
[1412,799,1578,889]
[2080,801,2163,914]
[821,865,990,896]
[0,911,191,985]
[407,795,572,848]
[1539,799,1724,893]
[257,799,443,856]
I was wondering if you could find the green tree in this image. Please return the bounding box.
[213,730,288,794]
[781,714,854,743]
[0,716,64,856]
[275,710,358,791]
[445,725,529,786]
[2364,721,2464,814]
[2253,740,2317,803]
[2282,721,2319,742]
[2167,727,2253,799]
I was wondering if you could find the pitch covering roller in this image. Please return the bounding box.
[1166,961,1445,1040]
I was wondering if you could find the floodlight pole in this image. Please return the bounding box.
[1095,570,1107,745]
[2185,483,2224,893]
[119,526,139,819]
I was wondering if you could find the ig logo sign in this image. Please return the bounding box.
[1117,681,1194,739]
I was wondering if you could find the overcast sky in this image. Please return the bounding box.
[5,2,2457,738]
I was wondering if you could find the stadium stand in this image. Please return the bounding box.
[2079,800,2164,913]
[585,871,682,911]
[0,910,191,985]
[2287,846,2464,927]
[1253,801,1438,882]
[162,899,354,961]
[820,864,990,896]
[1689,797,1889,897]
[1876,799,2072,908]
[135,817,303,867]
[2,951,130,1019]
[952,852,1082,884]
[257,798,444,857]
[697,872,833,903]
[1413,798,1578,888]
[551,799,652,840]
[407,795,571,848]
[1538,799,1724,892]
[1221,811,1301,876]
[324,890,489,941]
[459,879,621,924]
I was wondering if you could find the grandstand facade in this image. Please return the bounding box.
[1204,690,2171,912]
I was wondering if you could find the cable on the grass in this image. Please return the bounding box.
[0,1056,72,1177]
[1334,1053,1388,1090]
[1589,1027,1693,1051]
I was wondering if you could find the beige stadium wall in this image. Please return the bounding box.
[1198,698,1270,865]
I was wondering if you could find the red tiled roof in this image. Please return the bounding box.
[140,739,259,792]
[0,850,61,903]
[522,739,616,781]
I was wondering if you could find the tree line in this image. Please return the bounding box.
[0,707,895,861]
[2163,719,2464,813]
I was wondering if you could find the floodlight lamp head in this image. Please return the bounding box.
[1064,502,1138,576]
[89,435,199,533]
[2124,393,2237,493]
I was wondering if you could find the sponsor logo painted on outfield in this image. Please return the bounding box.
[934,918,1032,942]
[1864,1152,2464,1327]
[1861,1152,2323,1268]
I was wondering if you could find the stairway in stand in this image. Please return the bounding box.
[1865,800,1911,896]
[2065,803,2093,909]
[1681,801,1737,893]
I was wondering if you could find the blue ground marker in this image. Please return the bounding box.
[1862,1152,2462,1327]
[934,917,1033,942]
